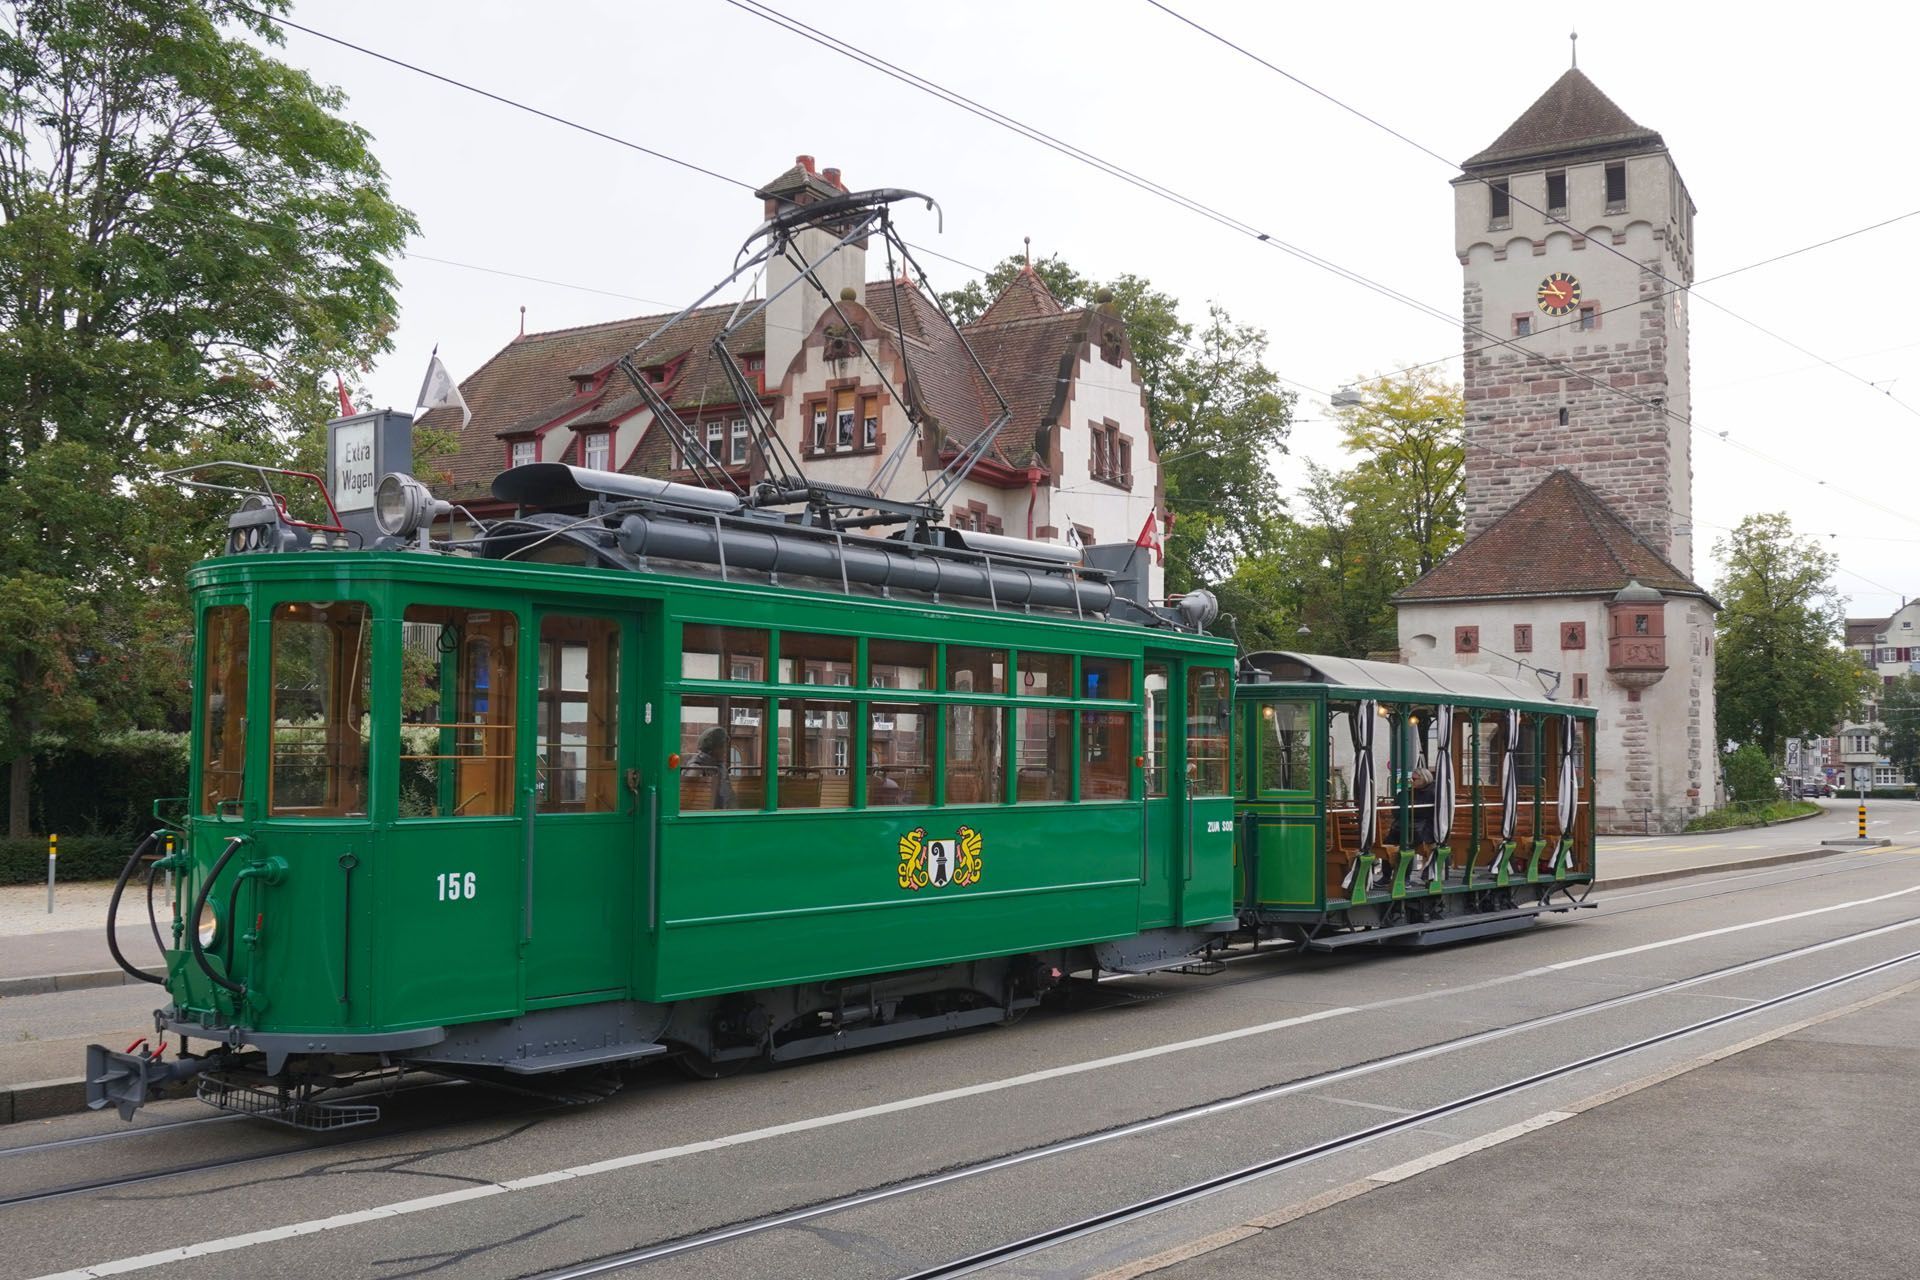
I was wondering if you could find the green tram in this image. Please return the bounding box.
[87,461,1592,1127]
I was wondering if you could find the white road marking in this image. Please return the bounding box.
[40,879,1920,1280]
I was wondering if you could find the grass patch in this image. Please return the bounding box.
[1686,799,1820,832]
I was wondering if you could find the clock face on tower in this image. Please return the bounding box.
[1537,272,1581,316]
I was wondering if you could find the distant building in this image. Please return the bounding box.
[1394,68,1717,833]
[418,156,1167,598]
[1833,602,1920,789]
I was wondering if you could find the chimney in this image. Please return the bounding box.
[823,166,843,190]
[796,154,815,174]
[760,155,866,394]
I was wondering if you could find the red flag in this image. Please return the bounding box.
[1135,511,1163,565]
[335,373,356,417]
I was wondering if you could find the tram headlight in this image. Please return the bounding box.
[374,472,451,539]
[197,902,220,950]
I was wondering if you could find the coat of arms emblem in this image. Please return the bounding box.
[898,826,983,891]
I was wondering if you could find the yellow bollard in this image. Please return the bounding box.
[1858,803,1868,840]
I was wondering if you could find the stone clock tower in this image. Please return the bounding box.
[1396,68,1719,833]
[1454,68,1696,576]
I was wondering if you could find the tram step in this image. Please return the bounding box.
[499,1041,670,1074]
[1303,902,1593,952]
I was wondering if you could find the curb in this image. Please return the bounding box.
[0,1076,87,1126]
[1675,807,1825,836]
[1593,844,1857,892]
[0,969,139,999]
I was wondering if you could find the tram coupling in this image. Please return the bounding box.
[84,1041,228,1122]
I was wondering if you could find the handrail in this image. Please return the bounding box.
[190,837,249,997]
[106,833,166,986]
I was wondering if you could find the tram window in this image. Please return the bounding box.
[946,646,1005,695]
[269,602,371,817]
[870,639,932,691]
[537,616,619,813]
[1144,663,1170,798]
[869,703,931,806]
[1014,707,1072,801]
[1257,700,1314,795]
[778,632,855,686]
[1186,668,1232,796]
[200,605,250,813]
[776,696,853,808]
[1082,656,1133,701]
[680,696,764,811]
[1017,651,1071,697]
[1081,711,1133,800]
[945,705,1005,804]
[681,624,767,682]
[398,606,517,818]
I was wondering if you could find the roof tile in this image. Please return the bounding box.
[1463,69,1663,172]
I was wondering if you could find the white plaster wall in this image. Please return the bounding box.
[1053,353,1165,601]
[1399,593,1712,833]
[763,225,867,393]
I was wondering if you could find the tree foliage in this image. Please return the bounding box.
[942,253,1293,592]
[1712,513,1864,761]
[1720,743,1777,805]
[1329,370,1464,576]
[0,0,414,833]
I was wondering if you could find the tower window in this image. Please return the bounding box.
[1546,170,1567,216]
[1489,178,1511,226]
[1578,302,1599,331]
[1514,315,1532,337]
[1558,407,1569,427]
[1605,162,1627,209]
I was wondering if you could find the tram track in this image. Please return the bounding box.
[520,912,1920,1279]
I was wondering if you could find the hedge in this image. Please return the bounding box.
[0,731,188,840]
[0,834,137,885]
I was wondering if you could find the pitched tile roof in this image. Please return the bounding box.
[976,267,1065,326]
[420,306,765,496]
[1396,469,1709,603]
[1847,618,1889,646]
[964,311,1085,464]
[1463,69,1663,173]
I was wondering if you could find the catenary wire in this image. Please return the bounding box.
[1144,1,1920,423]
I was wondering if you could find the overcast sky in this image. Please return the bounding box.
[276,0,1920,615]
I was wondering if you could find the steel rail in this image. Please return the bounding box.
[524,916,1920,1279]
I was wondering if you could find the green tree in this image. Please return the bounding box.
[1331,370,1465,576]
[943,253,1293,592]
[1712,513,1864,762]
[1720,743,1777,805]
[0,0,414,835]
[1882,674,1920,782]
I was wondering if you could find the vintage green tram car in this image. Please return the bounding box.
[88,461,1249,1123]
[1231,653,1595,947]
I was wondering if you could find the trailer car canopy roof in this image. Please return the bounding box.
[1247,651,1578,713]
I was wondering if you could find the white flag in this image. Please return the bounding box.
[1064,521,1084,552]
[415,350,471,429]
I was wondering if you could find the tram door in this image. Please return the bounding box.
[1141,657,1237,929]
[525,611,635,1002]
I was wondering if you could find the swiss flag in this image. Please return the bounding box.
[1134,511,1163,565]
[335,373,356,417]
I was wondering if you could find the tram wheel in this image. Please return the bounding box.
[672,1049,755,1081]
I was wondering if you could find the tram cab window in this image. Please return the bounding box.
[1186,668,1232,796]
[1082,656,1133,701]
[536,616,619,813]
[1081,711,1133,800]
[680,696,763,811]
[945,705,1005,805]
[199,605,250,814]
[1017,651,1071,697]
[681,625,768,682]
[398,606,517,818]
[1015,707,1072,801]
[869,703,931,806]
[1257,700,1314,796]
[269,602,372,817]
[1144,663,1170,798]
[946,646,1005,695]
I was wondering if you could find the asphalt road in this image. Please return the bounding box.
[3,834,1917,1280]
